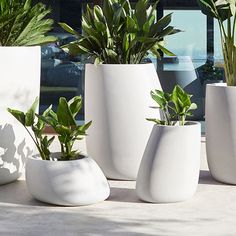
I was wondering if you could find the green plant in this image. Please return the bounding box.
[0,0,57,46]
[198,0,236,86]
[59,0,180,64]
[7,96,92,161]
[147,85,197,126]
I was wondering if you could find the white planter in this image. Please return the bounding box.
[136,122,201,203]
[206,83,236,184]
[0,47,41,185]
[26,154,110,206]
[85,63,162,180]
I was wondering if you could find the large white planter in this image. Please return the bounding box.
[85,64,162,180]
[26,154,110,206]
[0,47,41,185]
[136,122,201,203]
[206,83,236,184]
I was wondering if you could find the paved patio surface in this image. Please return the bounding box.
[0,137,235,236]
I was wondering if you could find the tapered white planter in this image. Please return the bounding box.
[85,64,162,180]
[0,47,41,185]
[136,122,201,203]
[26,154,110,206]
[206,83,236,184]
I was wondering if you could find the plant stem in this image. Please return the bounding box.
[23,126,46,160]
[180,115,185,126]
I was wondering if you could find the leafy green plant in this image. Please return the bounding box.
[197,0,236,86]
[0,0,57,46]
[147,85,197,126]
[59,0,180,64]
[7,96,92,161]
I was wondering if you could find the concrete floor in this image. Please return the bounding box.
[0,137,235,236]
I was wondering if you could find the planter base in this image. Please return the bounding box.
[26,155,110,206]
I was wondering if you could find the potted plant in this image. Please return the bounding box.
[198,0,236,184]
[7,96,110,206]
[136,85,201,203]
[0,0,57,185]
[59,0,180,180]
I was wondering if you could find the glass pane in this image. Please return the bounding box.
[39,0,85,120]
[164,10,207,68]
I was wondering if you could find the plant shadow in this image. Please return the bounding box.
[0,124,32,185]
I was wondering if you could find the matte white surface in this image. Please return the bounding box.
[85,64,162,180]
[26,154,110,206]
[206,83,236,184]
[1,137,236,235]
[0,47,40,185]
[136,122,201,203]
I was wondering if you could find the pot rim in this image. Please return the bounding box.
[28,152,88,162]
[153,121,200,128]
[85,62,153,67]
[0,46,40,49]
[206,83,236,88]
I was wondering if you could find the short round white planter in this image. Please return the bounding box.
[85,63,162,180]
[206,83,236,184]
[136,122,201,203]
[0,47,41,185]
[26,154,110,206]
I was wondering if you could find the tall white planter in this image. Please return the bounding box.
[0,47,41,185]
[85,64,162,180]
[136,122,201,203]
[26,154,110,206]
[206,83,236,184]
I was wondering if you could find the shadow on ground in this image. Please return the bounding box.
[199,170,228,185]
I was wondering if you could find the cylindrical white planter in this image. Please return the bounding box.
[136,122,201,203]
[206,83,236,184]
[0,47,41,185]
[26,154,110,206]
[85,63,162,180]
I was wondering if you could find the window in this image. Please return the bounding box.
[39,0,221,123]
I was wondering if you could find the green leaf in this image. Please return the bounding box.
[59,22,80,36]
[197,0,218,18]
[25,97,39,126]
[157,43,176,56]
[189,103,198,110]
[7,108,25,125]
[57,97,76,127]
[69,96,83,117]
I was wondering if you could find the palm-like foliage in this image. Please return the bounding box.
[198,0,236,86]
[60,0,180,64]
[0,0,57,46]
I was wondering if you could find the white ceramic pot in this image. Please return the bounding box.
[206,83,236,184]
[85,63,162,180]
[136,122,201,203]
[0,47,41,185]
[26,154,110,206]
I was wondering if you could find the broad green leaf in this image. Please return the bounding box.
[7,108,25,125]
[57,97,76,127]
[25,97,39,126]
[58,22,79,36]
[69,96,83,117]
